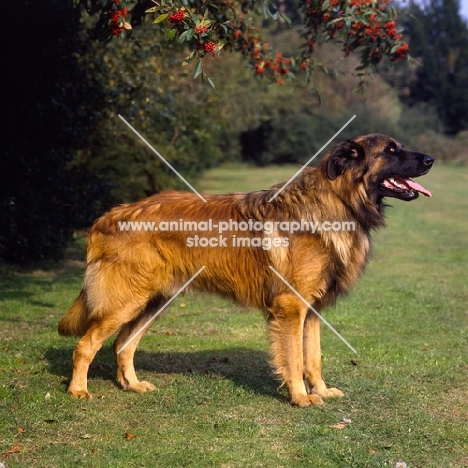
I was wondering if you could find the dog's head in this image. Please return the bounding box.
[325,134,434,202]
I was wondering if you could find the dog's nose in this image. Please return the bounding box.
[424,155,434,167]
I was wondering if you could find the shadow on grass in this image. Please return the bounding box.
[45,345,284,402]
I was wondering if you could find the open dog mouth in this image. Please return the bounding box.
[381,177,432,198]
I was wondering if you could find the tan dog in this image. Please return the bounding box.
[59,134,433,407]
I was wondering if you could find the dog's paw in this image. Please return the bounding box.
[126,381,156,393]
[68,388,92,400]
[291,393,324,407]
[314,387,344,398]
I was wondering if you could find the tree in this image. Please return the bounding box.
[404,0,468,134]
[0,2,108,264]
[83,0,410,86]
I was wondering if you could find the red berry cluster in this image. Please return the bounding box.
[197,41,217,57]
[225,19,292,83]
[168,10,185,24]
[300,0,408,66]
[108,0,128,36]
[254,52,292,83]
[349,0,376,7]
[195,26,207,35]
[394,43,409,58]
[203,41,216,53]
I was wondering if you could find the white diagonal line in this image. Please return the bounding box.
[268,266,357,354]
[268,114,356,202]
[118,114,207,203]
[117,266,206,354]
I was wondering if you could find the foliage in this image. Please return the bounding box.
[403,0,468,134]
[80,0,410,86]
[0,2,108,264]
[235,39,412,166]
[72,23,249,204]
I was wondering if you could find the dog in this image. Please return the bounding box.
[58,134,434,407]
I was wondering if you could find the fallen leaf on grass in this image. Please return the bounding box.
[80,434,92,439]
[17,427,26,434]
[180,303,186,308]
[5,443,21,455]
[124,432,136,441]
[331,423,347,430]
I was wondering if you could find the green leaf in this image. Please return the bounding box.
[146,6,163,14]
[182,50,197,66]
[154,13,169,24]
[178,29,193,43]
[207,76,216,89]
[193,60,203,79]
[281,13,292,27]
[186,28,195,41]
[166,29,177,41]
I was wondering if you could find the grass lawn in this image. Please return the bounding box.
[0,162,467,467]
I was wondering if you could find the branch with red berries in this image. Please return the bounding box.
[92,0,133,40]
[300,0,408,64]
[87,0,410,87]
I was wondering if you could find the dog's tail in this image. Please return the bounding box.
[58,290,90,337]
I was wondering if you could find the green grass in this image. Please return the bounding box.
[1,162,467,467]
[195,162,301,193]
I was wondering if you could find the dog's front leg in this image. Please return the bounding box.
[269,294,324,407]
[303,310,344,399]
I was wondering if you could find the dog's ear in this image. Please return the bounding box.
[327,141,364,180]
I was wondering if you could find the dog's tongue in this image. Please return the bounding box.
[397,177,432,197]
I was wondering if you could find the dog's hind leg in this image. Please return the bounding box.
[67,324,117,399]
[303,310,344,399]
[269,294,324,407]
[67,304,139,399]
[113,296,168,393]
